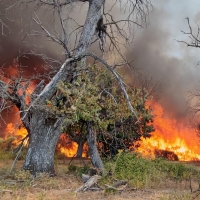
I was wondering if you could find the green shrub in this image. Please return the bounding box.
[104,152,200,189]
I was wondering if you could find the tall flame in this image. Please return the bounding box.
[137,102,200,161]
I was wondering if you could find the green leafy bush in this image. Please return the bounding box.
[104,152,200,189]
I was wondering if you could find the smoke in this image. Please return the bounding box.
[1,0,200,134]
[126,0,200,121]
[0,1,89,135]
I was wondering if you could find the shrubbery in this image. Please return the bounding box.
[104,152,200,188]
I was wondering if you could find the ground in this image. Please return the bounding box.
[0,159,200,200]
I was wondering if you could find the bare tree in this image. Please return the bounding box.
[0,0,152,175]
[178,18,200,135]
[178,17,200,48]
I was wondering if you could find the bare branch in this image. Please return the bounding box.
[178,17,200,48]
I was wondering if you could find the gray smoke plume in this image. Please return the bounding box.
[1,0,200,136]
[126,0,200,121]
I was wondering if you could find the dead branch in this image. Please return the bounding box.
[0,189,13,193]
[75,175,101,192]
[9,135,29,174]
[82,174,90,183]
[0,19,10,35]
[178,18,200,48]
[105,180,128,191]
[87,52,139,122]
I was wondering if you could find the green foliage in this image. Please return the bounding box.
[48,64,154,154]
[14,170,31,181]
[0,137,16,160]
[104,152,200,189]
[68,164,90,177]
[68,164,77,172]
[50,65,118,129]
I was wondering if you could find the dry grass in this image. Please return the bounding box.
[0,159,200,200]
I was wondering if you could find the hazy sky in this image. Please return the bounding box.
[155,0,200,58]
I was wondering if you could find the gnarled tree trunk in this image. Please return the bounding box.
[23,109,61,176]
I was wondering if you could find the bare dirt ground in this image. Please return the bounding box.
[0,159,200,200]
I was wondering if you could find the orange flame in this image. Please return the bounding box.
[137,102,200,161]
[5,123,28,146]
[57,134,88,157]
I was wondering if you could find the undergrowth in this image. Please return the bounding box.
[103,152,200,189]
[0,137,27,161]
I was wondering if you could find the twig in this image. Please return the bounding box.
[104,183,127,191]
[9,135,29,174]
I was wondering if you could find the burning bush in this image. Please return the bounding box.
[154,149,179,161]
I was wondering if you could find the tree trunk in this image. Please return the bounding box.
[76,141,84,158]
[86,121,104,171]
[23,109,61,176]
[20,0,105,175]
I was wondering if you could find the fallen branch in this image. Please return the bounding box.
[9,135,29,174]
[76,175,101,192]
[105,181,128,191]
[82,174,90,183]
[0,189,13,193]
[88,187,103,191]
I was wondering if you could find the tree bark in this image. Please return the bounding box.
[76,141,85,158]
[86,121,104,170]
[23,109,61,176]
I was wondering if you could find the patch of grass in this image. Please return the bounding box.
[161,191,192,200]
[0,137,27,163]
[104,152,200,189]
[68,164,90,177]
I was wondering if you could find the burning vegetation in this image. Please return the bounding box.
[137,102,200,161]
[1,61,200,161]
[2,90,200,161]
[0,0,200,178]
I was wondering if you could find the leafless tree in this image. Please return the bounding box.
[178,17,200,48]
[178,18,200,136]
[0,0,152,175]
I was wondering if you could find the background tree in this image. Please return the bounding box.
[0,0,152,175]
[178,18,200,137]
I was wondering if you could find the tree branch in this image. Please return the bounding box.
[87,52,139,122]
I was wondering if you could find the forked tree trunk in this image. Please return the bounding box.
[86,122,104,171]
[23,109,61,176]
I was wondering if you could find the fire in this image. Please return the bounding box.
[137,102,200,161]
[5,123,27,139]
[57,134,88,158]
[5,122,28,146]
